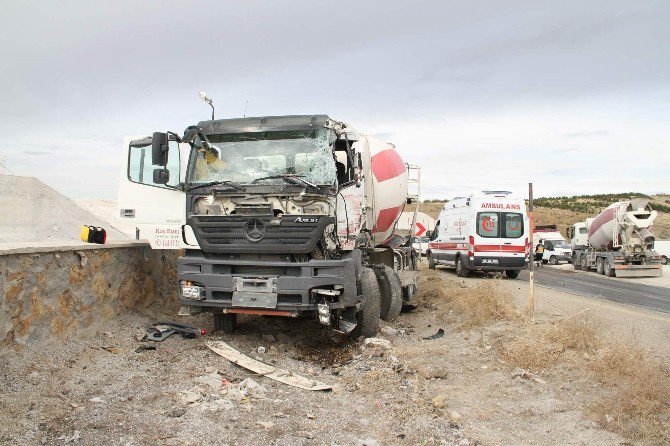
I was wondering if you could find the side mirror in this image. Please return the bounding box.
[153,168,170,184]
[152,132,169,166]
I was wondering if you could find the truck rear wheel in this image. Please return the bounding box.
[349,267,381,339]
[374,266,403,322]
[213,313,237,333]
[596,257,604,275]
[455,256,470,277]
[605,261,615,277]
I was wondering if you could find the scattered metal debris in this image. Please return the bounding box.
[145,322,206,342]
[423,328,445,340]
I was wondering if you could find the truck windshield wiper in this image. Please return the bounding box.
[249,174,321,191]
[187,180,244,192]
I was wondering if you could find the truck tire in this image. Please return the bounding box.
[605,261,615,277]
[213,313,237,333]
[548,255,558,266]
[350,267,381,339]
[596,257,604,275]
[427,252,436,270]
[573,254,581,270]
[505,270,519,279]
[580,255,588,271]
[455,256,470,277]
[374,266,403,322]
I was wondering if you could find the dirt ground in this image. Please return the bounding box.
[2,265,669,446]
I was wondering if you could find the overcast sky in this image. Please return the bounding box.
[0,0,668,200]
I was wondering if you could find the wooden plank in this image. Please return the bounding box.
[207,341,276,375]
[207,341,332,391]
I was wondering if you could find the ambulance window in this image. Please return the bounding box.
[502,213,523,238]
[477,212,499,238]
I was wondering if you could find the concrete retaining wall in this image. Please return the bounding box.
[0,243,179,345]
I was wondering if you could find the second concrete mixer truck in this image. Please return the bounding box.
[568,198,664,277]
[117,114,419,338]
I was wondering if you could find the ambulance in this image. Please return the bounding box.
[426,191,529,279]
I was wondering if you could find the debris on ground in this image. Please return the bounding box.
[423,328,445,340]
[207,340,332,391]
[362,337,392,349]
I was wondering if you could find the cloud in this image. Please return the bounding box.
[563,130,610,138]
[0,1,668,199]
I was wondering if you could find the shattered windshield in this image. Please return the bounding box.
[186,129,337,186]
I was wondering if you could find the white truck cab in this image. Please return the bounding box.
[426,191,529,279]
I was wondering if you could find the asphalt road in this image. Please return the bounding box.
[518,267,670,315]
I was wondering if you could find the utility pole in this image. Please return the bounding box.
[528,182,535,315]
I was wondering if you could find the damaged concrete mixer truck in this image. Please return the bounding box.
[117,114,419,338]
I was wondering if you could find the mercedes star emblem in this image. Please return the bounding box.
[245,219,266,242]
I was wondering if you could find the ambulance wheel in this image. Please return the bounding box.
[661,256,668,265]
[213,313,237,333]
[548,256,558,266]
[455,256,470,277]
[505,270,519,279]
[374,266,403,322]
[350,267,381,339]
[428,252,436,269]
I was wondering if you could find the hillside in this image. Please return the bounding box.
[409,194,670,239]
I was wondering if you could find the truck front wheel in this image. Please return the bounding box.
[573,255,580,270]
[605,261,616,277]
[213,313,237,333]
[350,267,381,339]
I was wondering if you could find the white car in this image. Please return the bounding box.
[412,236,430,256]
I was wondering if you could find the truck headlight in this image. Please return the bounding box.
[180,280,205,300]
[317,303,330,325]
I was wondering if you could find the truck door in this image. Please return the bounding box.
[117,135,192,249]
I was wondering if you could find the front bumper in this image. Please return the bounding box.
[177,252,358,312]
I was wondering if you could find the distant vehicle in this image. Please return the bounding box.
[427,191,529,279]
[568,199,664,277]
[655,240,670,265]
[412,236,430,255]
[533,225,572,265]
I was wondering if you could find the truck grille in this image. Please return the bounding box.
[188,214,334,254]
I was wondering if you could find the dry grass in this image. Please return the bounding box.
[500,313,601,371]
[545,314,601,353]
[412,269,451,308]
[590,343,670,443]
[448,281,518,328]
